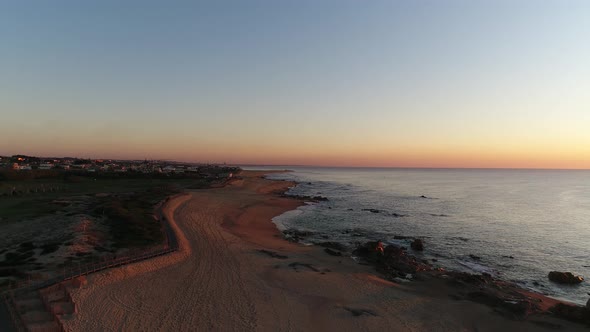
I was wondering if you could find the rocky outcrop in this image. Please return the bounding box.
[410,239,424,251]
[282,229,314,242]
[285,194,328,202]
[353,241,430,279]
[324,248,342,256]
[548,271,584,284]
[317,242,348,252]
[551,303,590,325]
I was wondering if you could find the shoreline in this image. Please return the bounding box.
[63,170,587,331]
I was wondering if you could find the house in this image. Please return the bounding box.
[162,166,176,173]
[39,163,54,170]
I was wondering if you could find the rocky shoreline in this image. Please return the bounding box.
[283,229,590,326]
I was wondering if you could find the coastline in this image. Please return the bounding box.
[64,170,587,331]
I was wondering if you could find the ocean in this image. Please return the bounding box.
[245,166,590,306]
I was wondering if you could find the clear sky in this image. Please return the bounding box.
[1,1,589,168]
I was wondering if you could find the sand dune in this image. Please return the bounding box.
[63,172,586,331]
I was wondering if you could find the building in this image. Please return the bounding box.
[39,163,54,170]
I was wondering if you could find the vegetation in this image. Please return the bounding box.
[91,186,181,248]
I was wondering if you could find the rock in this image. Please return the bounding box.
[469,254,481,261]
[362,208,381,213]
[548,271,584,284]
[352,241,384,258]
[283,229,314,242]
[420,195,428,198]
[289,262,320,272]
[257,249,288,259]
[551,303,590,324]
[317,242,348,251]
[343,307,378,317]
[285,194,328,202]
[410,239,424,251]
[324,248,342,256]
[353,241,431,279]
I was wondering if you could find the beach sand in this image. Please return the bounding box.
[63,171,586,331]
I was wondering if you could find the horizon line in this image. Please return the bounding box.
[2,153,589,171]
[239,164,590,171]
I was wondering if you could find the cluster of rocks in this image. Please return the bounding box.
[282,229,315,243]
[284,194,329,202]
[352,241,431,279]
[350,240,590,324]
[360,208,405,217]
[281,227,590,326]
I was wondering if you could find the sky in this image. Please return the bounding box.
[1,1,589,169]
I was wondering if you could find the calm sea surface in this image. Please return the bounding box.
[245,166,590,305]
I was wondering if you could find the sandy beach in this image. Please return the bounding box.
[62,171,587,331]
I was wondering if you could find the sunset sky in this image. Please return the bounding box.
[1,1,589,168]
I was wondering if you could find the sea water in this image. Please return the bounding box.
[245,166,590,305]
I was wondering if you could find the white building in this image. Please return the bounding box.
[39,163,54,170]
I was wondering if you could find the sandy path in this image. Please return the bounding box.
[64,172,586,332]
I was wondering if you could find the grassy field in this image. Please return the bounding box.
[0,175,212,224]
[0,169,236,285]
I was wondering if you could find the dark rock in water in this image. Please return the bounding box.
[324,248,342,256]
[469,254,482,261]
[393,235,412,240]
[353,241,431,281]
[391,213,405,218]
[502,255,515,259]
[347,208,354,211]
[352,241,384,258]
[411,239,424,251]
[420,195,428,198]
[548,271,584,284]
[283,229,314,242]
[285,194,328,202]
[317,241,348,251]
[362,208,381,213]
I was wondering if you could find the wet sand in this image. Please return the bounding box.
[63,171,586,331]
